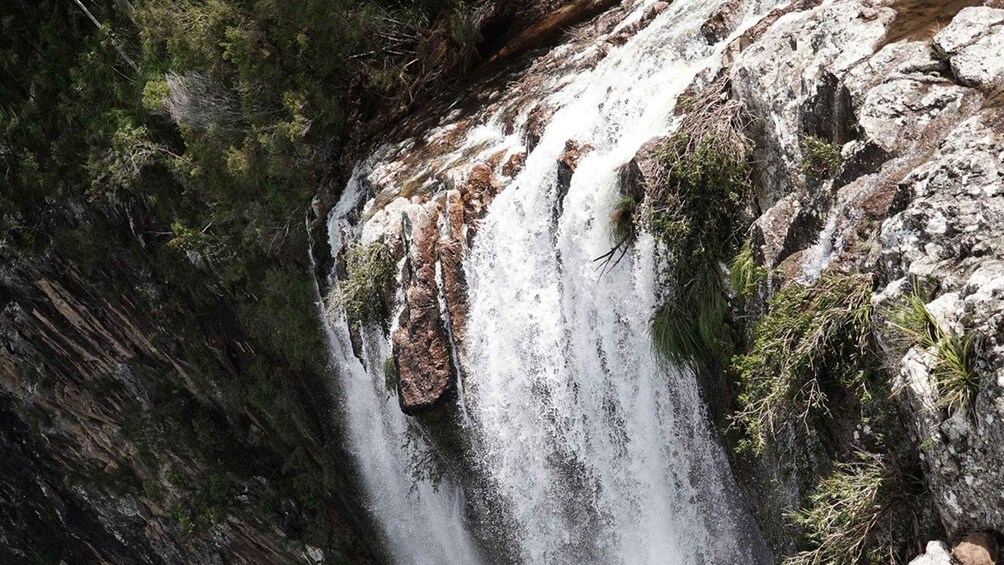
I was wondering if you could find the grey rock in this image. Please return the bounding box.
[908,541,953,565]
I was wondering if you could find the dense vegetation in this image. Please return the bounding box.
[1,0,481,559]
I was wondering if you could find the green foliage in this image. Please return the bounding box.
[384,356,400,395]
[329,242,397,328]
[885,291,979,413]
[644,82,755,364]
[802,136,843,182]
[733,274,874,454]
[785,450,908,565]
[729,238,766,298]
[652,258,729,363]
[142,79,170,111]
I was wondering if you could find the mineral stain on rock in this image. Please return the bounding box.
[880,0,986,47]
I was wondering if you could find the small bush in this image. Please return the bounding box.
[733,274,873,454]
[328,241,396,328]
[785,450,905,565]
[643,78,755,364]
[802,136,843,182]
[885,291,979,413]
[729,238,766,298]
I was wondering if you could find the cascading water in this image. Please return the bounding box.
[323,172,483,565]
[324,0,780,562]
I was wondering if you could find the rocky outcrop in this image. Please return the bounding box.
[323,0,1004,560]
[933,7,1004,87]
[727,0,1004,553]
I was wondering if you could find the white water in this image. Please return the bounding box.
[323,171,483,565]
[325,0,779,563]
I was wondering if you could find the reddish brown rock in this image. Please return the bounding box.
[701,0,743,44]
[501,151,527,177]
[461,163,502,221]
[439,191,469,346]
[524,104,555,151]
[952,533,999,565]
[607,1,669,46]
[392,204,456,413]
[557,139,594,190]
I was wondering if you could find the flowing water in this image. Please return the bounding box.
[324,0,779,562]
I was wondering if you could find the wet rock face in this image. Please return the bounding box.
[393,203,458,413]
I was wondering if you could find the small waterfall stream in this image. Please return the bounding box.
[323,0,780,563]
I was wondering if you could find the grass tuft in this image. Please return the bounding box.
[885,290,979,413]
[729,238,766,298]
[732,274,874,454]
[643,77,755,364]
[785,450,902,565]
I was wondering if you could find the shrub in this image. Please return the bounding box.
[384,356,399,395]
[786,450,906,565]
[643,78,756,364]
[802,136,843,182]
[885,291,979,413]
[328,242,397,328]
[733,274,873,454]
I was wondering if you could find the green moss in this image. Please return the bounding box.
[329,241,397,329]
[802,136,843,182]
[732,274,873,454]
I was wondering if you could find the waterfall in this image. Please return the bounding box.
[324,0,779,563]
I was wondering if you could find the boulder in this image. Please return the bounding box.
[952,533,999,565]
[933,8,1004,87]
[909,541,953,565]
[392,203,456,413]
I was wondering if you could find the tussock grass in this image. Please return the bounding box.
[733,274,874,454]
[885,290,979,413]
[328,241,396,328]
[729,238,766,298]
